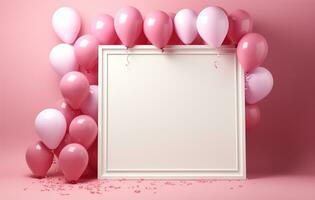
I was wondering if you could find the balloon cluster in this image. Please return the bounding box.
[26,6,273,183]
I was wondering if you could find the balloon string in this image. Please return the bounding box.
[125,48,130,71]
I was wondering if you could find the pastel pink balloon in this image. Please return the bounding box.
[246,104,261,131]
[60,72,90,109]
[55,99,80,128]
[74,34,99,71]
[59,143,89,182]
[245,67,273,104]
[35,108,67,149]
[80,66,98,85]
[196,7,229,48]
[174,9,198,44]
[49,43,78,76]
[52,7,81,44]
[69,115,97,149]
[25,141,54,178]
[88,140,98,172]
[144,10,173,49]
[80,85,98,121]
[237,33,268,72]
[114,6,143,48]
[167,12,183,45]
[90,14,118,45]
[54,133,72,157]
[228,9,253,44]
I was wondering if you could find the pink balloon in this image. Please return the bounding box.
[167,12,183,45]
[245,67,274,104]
[35,108,67,149]
[69,115,97,149]
[59,143,89,182]
[174,9,198,44]
[237,33,268,72]
[114,6,143,48]
[52,7,81,44]
[74,34,99,71]
[60,71,90,109]
[49,43,78,76]
[228,9,253,44]
[55,99,80,128]
[25,141,54,178]
[196,6,229,48]
[245,104,261,131]
[90,14,118,45]
[88,140,98,172]
[80,85,98,121]
[80,66,98,85]
[54,133,72,157]
[144,10,173,49]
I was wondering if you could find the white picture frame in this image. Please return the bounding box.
[98,45,246,179]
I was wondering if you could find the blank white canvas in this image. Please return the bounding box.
[98,45,245,179]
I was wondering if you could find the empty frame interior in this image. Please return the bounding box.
[98,45,245,179]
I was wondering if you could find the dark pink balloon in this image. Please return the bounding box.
[74,34,99,71]
[144,10,173,49]
[60,72,90,109]
[25,141,54,178]
[90,14,118,45]
[80,65,98,85]
[59,143,89,182]
[55,99,80,128]
[69,115,97,149]
[228,9,253,44]
[237,33,268,72]
[88,140,98,172]
[245,104,261,131]
[114,6,143,48]
[54,133,72,157]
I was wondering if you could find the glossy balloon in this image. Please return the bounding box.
[52,7,81,44]
[69,115,98,149]
[60,72,90,109]
[167,12,183,45]
[245,67,273,104]
[49,43,78,76]
[80,85,98,121]
[90,14,118,45]
[144,10,173,49]
[174,9,198,44]
[245,104,261,131]
[237,33,268,72]
[196,7,229,48]
[59,143,89,182]
[228,9,253,44]
[25,141,54,178]
[35,108,67,149]
[74,34,99,71]
[114,6,143,48]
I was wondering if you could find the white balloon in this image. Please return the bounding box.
[49,44,78,76]
[52,7,81,44]
[174,9,198,44]
[35,108,67,149]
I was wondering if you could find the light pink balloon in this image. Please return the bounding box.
[237,33,268,72]
[114,6,143,48]
[54,133,72,157]
[228,9,253,44]
[144,10,173,49]
[35,108,67,149]
[174,9,198,44]
[52,7,81,44]
[245,67,273,104]
[74,34,99,71]
[90,14,118,45]
[167,12,183,45]
[245,104,261,131]
[49,43,78,76]
[25,141,54,178]
[196,6,229,48]
[59,143,89,182]
[80,85,98,121]
[55,99,80,128]
[69,115,97,149]
[60,72,90,109]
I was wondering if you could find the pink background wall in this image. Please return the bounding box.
[1,0,315,178]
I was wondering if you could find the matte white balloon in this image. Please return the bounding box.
[49,43,78,76]
[52,7,81,44]
[80,85,98,122]
[174,9,198,44]
[35,108,67,149]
